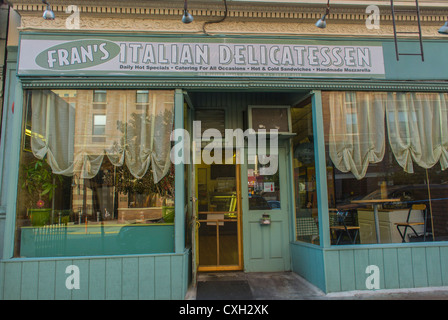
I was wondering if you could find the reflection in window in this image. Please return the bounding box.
[323,91,448,245]
[194,109,226,138]
[136,90,149,104]
[248,154,280,210]
[93,90,107,103]
[16,89,175,258]
[93,114,106,135]
[291,99,318,244]
[249,106,291,133]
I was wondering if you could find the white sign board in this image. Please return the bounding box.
[18,34,386,78]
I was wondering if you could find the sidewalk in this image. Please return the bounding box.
[187,271,448,300]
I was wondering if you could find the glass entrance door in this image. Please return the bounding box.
[196,150,243,271]
[242,146,291,272]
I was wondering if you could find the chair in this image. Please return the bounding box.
[330,209,360,245]
[395,204,427,243]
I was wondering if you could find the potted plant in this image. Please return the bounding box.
[21,158,62,226]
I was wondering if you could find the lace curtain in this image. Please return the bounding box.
[386,92,448,173]
[328,92,448,179]
[30,90,174,183]
[328,92,386,179]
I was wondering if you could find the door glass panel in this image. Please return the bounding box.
[219,220,239,265]
[197,151,240,268]
[248,154,280,210]
[198,223,218,266]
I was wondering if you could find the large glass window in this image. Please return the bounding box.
[323,91,448,245]
[291,99,319,244]
[15,89,175,257]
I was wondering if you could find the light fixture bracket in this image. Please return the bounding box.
[315,0,330,29]
[182,0,194,24]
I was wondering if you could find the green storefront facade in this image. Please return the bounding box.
[1,26,448,299]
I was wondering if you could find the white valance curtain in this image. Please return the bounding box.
[328,92,386,180]
[30,90,174,183]
[328,92,448,179]
[386,92,448,173]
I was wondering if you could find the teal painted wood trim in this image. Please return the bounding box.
[3,78,23,260]
[382,41,448,81]
[323,244,448,293]
[311,91,330,249]
[20,77,448,92]
[290,242,326,292]
[174,89,185,254]
[0,47,19,261]
[382,248,399,289]
[353,249,370,289]
[339,250,356,291]
[0,47,18,206]
[287,142,297,243]
[0,250,190,300]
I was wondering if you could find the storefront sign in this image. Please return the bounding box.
[18,34,385,78]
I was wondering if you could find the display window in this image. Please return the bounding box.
[323,91,448,245]
[291,99,319,244]
[15,89,176,257]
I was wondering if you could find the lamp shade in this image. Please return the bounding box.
[42,0,55,20]
[43,8,55,20]
[315,14,327,28]
[182,10,194,23]
[42,1,55,20]
[439,21,448,35]
[182,0,193,24]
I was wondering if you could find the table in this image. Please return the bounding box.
[351,199,401,244]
